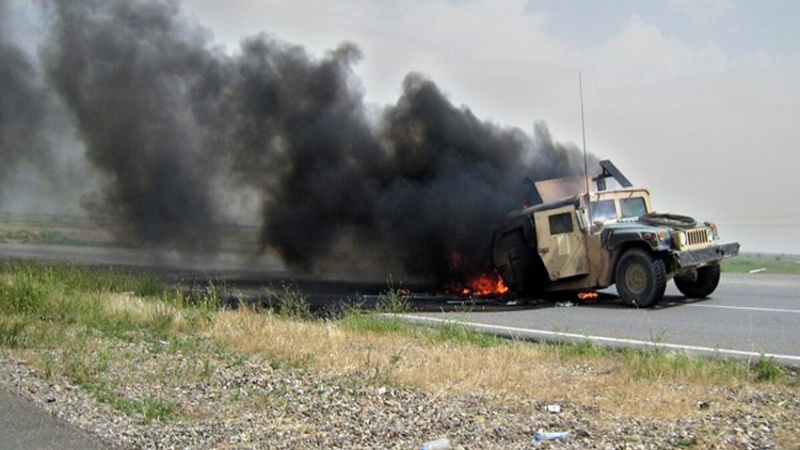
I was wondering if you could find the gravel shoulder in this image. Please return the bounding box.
[2,342,799,450]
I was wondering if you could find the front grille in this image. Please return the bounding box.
[685,228,710,247]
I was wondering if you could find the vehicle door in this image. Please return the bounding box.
[533,205,589,281]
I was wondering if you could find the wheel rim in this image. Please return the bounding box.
[625,263,648,295]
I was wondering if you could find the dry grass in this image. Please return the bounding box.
[207,307,774,423]
[103,292,189,331]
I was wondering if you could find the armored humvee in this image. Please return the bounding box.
[491,161,739,307]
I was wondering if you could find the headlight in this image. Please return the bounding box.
[705,221,719,240]
[706,228,714,242]
[678,231,687,247]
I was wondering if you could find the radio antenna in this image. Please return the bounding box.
[579,73,592,214]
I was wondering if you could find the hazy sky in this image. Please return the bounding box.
[9,0,800,254]
[180,0,799,254]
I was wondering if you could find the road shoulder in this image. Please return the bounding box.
[0,386,107,450]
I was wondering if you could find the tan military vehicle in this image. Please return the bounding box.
[491,161,740,307]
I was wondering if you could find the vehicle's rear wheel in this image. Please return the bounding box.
[674,263,721,298]
[615,249,667,308]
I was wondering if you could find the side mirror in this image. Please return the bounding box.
[575,209,589,232]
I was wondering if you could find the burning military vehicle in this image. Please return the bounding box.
[490,161,739,307]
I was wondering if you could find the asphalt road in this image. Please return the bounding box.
[403,273,800,366]
[0,387,106,450]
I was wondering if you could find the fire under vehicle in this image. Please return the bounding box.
[490,160,740,307]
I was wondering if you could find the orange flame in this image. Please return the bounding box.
[577,292,599,300]
[448,271,510,297]
[445,250,509,297]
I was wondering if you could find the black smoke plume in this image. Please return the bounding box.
[0,0,54,203]
[27,0,590,286]
[40,0,225,248]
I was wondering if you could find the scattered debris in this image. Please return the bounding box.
[546,404,561,414]
[555,301,576,308]
[749,268,767,274]
[420,437,451,450]
[533,431,571,442]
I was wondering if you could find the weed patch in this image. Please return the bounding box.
[88,382,179,424]
[265,283,311,320]
[433,322,504,348]
[754,356,784,382]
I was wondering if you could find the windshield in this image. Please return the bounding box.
[620,197,647,218]
[591,200,617,222]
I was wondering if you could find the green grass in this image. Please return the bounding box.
[88,382,179,424]
[0,262,229,422]
[341,288,504,349]
[264,282,312,320]
[722,252,800,275]
[433,321,505,348]
[540,337,795,385]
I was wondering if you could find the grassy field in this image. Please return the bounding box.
[0,262,798,441]
[721,252,800,275]
[0,213,260,251]
[0,214,112,247]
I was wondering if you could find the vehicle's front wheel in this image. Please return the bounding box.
[615,249,667,308]
[674,263,721,298]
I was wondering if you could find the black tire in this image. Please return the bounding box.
[615,249,667,308]
[674,263,721,298]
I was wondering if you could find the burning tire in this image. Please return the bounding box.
[674,263,721,299]
[614,248,666,308]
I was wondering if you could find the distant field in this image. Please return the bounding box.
[0,213,111,247]
[0,212,260,253]
[2,213,798,276]
[721,252,800,275]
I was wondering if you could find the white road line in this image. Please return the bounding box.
[688,304,800,314]
[395,314,800,363]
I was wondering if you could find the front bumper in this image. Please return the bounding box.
[675,242,740,267]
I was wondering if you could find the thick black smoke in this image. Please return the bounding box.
[27,0,591,285]
[0,0,54,203]
[222,38,386,268]
[40,0,225,248]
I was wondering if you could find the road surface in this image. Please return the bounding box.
[402,273,800,366]
[0,387,106,450]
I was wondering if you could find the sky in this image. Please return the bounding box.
[174,0,800,255]
[5,0,800,255]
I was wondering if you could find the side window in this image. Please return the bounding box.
[548,212,573,235]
